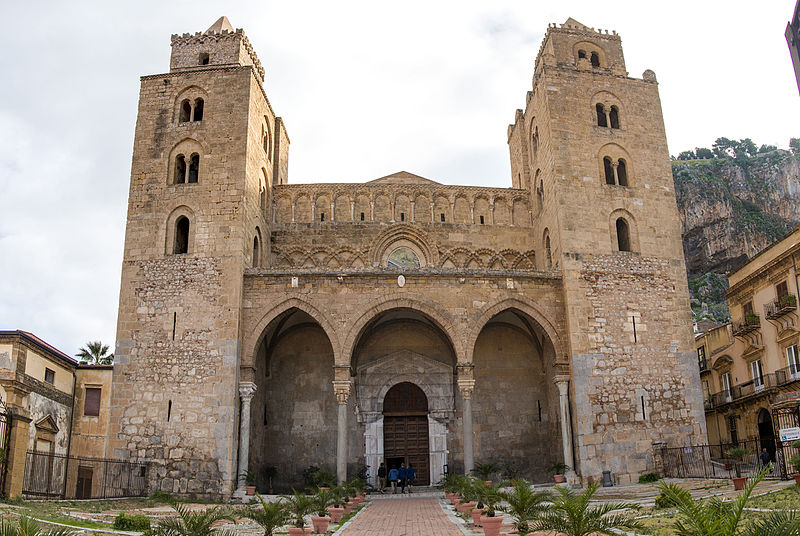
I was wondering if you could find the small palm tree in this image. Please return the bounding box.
[148,503,236,536]
[311,487,335,516]
[530,482,643,536]
[76,341,114,365]
[281,491,313,528]
[241,494,287,536]
[0,516,74,536]
[656,466,800,536]
[471,461,500,481]
[472,480,505,517]
[500,479,551,533]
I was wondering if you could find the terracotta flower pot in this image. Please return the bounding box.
[795,474,800,486]
[471,507,484,526]
[287,528,307,536]
[245,485,256,495]
[328,507,344,523]
[732,476,747,490]
[311,516,331,534]
[458,501,477,513]
[480,515,504,536]
[553,474,565,484]
[450,493,460,505]
[304,528,313,535]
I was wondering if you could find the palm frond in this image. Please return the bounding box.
[741,509,800,536]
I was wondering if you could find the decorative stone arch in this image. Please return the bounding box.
[453,194,471,224]
[244,298,342,370]
[294,193,312,222]
[590,90,624,129]
[275,194,292,222]
[315,192,332,222]
[342,296,463,368]
[167,138,208,185]
[465,296,565,366]
[173,85,209,123]
[597,143,633,187]
[712,354,734,371]
[609,208,640,253]
[334,192,352,222]
[512,196,530,226]
[165,205,196,255]
[369,224,437,268]
[573,41,607,68]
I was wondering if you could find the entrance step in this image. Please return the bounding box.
[368,486,443,499]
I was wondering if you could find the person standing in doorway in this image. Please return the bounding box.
[377,462,387,494]
[760,447,771,467]
[388,465,399,494]
[406,463,415,493]
[398,462,408,493]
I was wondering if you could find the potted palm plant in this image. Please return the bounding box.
[281,491,313,535]
[500,479,551,535]
[550,461,569,484]
[241,470,257,495]
[477,482,505,536]
[310,488,334,534]
[328,486,345,523]
[726,446,750,490]
[472,461,500,484]
[241,494,287,536]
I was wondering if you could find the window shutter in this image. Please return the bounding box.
[84,388,101,416]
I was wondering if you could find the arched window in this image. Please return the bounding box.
[609,106,620,129]
[199,52,210,65]
[193,98,204,121]
[596,103,607,127]
[180,100,191,123]
[603,157,615,185]
[545,232,552,269]
[262,123,271,158]
[616,218,631,252]
[174,155,187,184]
[174,217,190,254]
[532,127,539,160]
[252,235,260,268]
[578,50,587,59]
[590,52,600,68]
[188,154,199,183]
[617,159,628,186]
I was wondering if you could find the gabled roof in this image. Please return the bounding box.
[0,330,77,367]
[368,171,441,185]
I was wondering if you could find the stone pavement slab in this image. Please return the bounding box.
[340,497,464,536]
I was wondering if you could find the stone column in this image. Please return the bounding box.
[235,382,257,494]
[554,375,576,481]
[333,379,351,484]
[457,365,475,475]
[410,200,416,222]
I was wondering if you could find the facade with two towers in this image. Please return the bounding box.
[109,16,707,498]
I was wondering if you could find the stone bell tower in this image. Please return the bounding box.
[508,18,707,484]
[108,16,288,498]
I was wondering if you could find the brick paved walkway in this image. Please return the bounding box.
[340,497,463,536]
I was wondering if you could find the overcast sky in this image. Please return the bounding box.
[1,1,798,357]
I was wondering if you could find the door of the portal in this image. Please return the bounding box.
[383,382,430,485]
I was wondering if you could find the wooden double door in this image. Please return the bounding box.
[383,415,430,485]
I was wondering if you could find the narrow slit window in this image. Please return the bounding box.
[440,213,445,222]
[578,50,587,59]
[545,234,552,269]
[632,315,637,342]
[174,216,190,254]
[617,159,628,186]
[179,100,191,123]
[360,212,365,221]
[604,157,615,185]
[616,218,631,252]
[537,400,542,421]
[609,106,620,129]
[641,395,647,420]
[188,154,199,183]
[590,52,600,67]
[193,98,204,121]
[253,236,260,268]
[320,212,325,222]
[172,312,177,341]
[400,212,405,222]
[167,400,172,421]
[174,155,186,184]
[596,103,607,127]
[480,215,485,224]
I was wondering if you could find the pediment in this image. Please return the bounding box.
[777,325,800,345]
[712,354,733,371]
[35,415,58,433]
[359,350,451,375]
[368,171,440,185]
[742,342,764,360]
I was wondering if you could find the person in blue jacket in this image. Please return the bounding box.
[398,463,408,493]
[405,463,416,493]
[388,465,400,494]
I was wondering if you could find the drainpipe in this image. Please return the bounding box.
[63,369,76,498]
[792,250,800,302]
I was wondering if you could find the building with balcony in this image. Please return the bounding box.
[700,225,800,457]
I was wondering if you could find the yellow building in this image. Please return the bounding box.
[700,225,800,467]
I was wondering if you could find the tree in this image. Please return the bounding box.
[677,150,696,161]
[0,517,74,536]
[500,479,551,534]
[759,144,777,154]
[148,503,236,536]
[790,138,800,155]
[656,466,800,536]
[695,147,715,159]
[530,482,643,536]
[76,341,114,365]
[241,494,287,536]
[736,138,758,158]
[713,137,736,158]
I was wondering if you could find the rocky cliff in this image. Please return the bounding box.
[673,146,800,321]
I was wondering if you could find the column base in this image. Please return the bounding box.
[565,470,580,487]
[232,487,249,503]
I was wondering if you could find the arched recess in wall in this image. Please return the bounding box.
[395,194,412,222]
[262,116,273,161]
[354,193,371,222]
[173,85,209,124]
[590,91,624,129]
[167,138,207,185]
[369,224,437,268]
[252,227,262,268]
[542,228,552,269]
[165,205,196,255]
[609,208,639,253]
[315,193,331,222]
[275,194,292,222]
[414,193,432,222]
[259,169,268,216]
[294,194,312,222]
[334,193,351,222]
[573,41,607,67]
[597,143,633,187]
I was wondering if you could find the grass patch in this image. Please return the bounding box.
[747,484,800,510]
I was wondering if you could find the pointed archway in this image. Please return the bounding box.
[383,382,430,485]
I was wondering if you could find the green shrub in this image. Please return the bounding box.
[638,473,661,483]
[148,490,174,503]
[113,513,151,531]
[654,490,678,509]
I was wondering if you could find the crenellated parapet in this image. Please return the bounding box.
[271,181,532,227]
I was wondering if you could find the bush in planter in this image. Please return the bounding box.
[654,490,679,509]
[726,447,750,478]
[472,480,505,517]
[530,483,642,536]
[241,494,287,536]
[280,491,313,528]
[499,479,551,534]
[312,469,336,489]
[781,294,797,307]
[311,487,335,516]
[745,313,760,325]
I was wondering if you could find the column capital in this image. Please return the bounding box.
[554,375,570,394]
[457,379,476,399]
[238,381,257,402]
[333,380,351,405]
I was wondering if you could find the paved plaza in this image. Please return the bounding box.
[339,497,465,536]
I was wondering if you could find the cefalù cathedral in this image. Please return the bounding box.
[109,16,707,498]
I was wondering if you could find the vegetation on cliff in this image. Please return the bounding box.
[672,138,800,322]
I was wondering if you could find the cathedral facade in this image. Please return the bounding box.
[109,16,707,498]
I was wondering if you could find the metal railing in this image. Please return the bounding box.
[732,315,761,336]
[707,369,800,409]
[661,438,785,480]
[765,294,797,319]
[23,451,149,499]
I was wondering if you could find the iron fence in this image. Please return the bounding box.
[23,451,149,499]
[661,438,786,480]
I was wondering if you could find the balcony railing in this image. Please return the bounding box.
[707,366,800,410]
[765,294,797,319]
[732,314,761,337]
